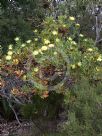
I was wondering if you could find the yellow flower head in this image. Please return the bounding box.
[69,16,75,21]
[22,75,27,80]
[68,37,72,41]
[34,67,39,72]
[26,40,31,44]
[63,24,66,27]
[76,23,80,27]
[41,46,48,51]
[34,38,38,41]
[44,39,50,44]
[84,39,88,42]
[34,29,38,33]
[38,49,43,53]
[14,37,20,41]
[96,67,100,72]
[71,64,76,69]
[13,59,19,65]
[6,55,12,60]
[52,31,58,35]
[87,48,93,52]
[33,50,39,56]
[48,44,54,48]
[54,52,57,55]
[9,45,13,50]
[79,34,84,37]
[56,38,60,42]
[71,41,77,45]
[77,62,82,67]
[97,55,102,62]
[21,44,26,47]
[8,51,13,55]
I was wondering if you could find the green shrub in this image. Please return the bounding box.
[60,78,102,136]
[0,97,14,120]
[21,92,63,120]
[1,15,102,136]
[2,15,102,94]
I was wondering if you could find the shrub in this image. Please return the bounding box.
[0,16,102,133]
[60,78,102,136]
[1,15,102,94]
[21,92,63,120]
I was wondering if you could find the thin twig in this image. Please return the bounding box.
[7,99,21,126]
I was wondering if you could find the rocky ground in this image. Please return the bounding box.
[0,118,58,136]
[0,120,33,136]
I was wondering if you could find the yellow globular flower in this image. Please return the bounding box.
[54,52,57,55]
[63,24,66,27]
[53,19,55,22]
[6,55,12,60]
[68,37,72,41]
[34,29,38,33]
[21,44,26,47]
[44,39,50,45]
[71,41,77,45]
[13,59,19,65]
[97,55,102,62]
[26,40,31,44]
[79,34,84,37]
[8,51,13,55]
[84,39,88,42]
[56,38,60,43]
[33,50,39,56]
[52,31,58,35]
[41,46,48,51]
[71,64,76,69]
[9,45,13,50]
[22,75,27,80]
[84,56,87,58]
[34,67,39,72]
[14,37,20,41]
[38,49,43,54]
[48,44,54,48]
[76,23,80,27]
[87,48,93,52]
[96,67,100,72]
[69,16,75,21]
[34,38,38,41]
[77,62,82,67]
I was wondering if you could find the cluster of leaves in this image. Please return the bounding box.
[0,0,48,53]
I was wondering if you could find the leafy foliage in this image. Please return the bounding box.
[60,78,102,136]
[0,0,46,53]
[21,92,63,119]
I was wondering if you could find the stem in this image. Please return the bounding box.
[7,99,21,126]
